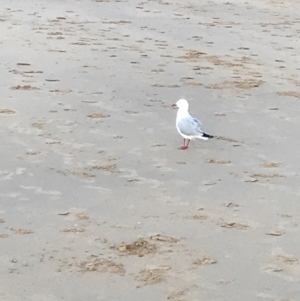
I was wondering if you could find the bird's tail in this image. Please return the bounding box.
[202,133,214,139]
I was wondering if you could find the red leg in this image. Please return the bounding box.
[179,138,188,150]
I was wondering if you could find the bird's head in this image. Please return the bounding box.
[171,99,189,110]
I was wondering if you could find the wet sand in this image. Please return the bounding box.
[1,0,300,300]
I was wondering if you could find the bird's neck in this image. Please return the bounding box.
[176,108,190,121]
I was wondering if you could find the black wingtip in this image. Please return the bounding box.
[202,133,214,139]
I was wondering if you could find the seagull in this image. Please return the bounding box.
[172,99,213,150]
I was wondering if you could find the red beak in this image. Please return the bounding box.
[171,104,177,108]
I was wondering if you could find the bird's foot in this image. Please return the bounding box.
[179,145,188,150]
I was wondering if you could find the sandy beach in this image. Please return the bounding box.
[1,0,300,300]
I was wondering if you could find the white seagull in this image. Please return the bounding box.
[172,99,213,150]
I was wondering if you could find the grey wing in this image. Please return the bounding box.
[177,117,203,136]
